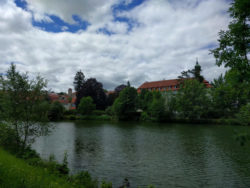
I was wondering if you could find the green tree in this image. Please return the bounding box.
[210,0,250,81]
[0,63,51,150]
[210,70,249,117]
[148,92,165,121]
[78,96,96,115]
[175,79,210,119]
[48,101,64,121]
[73,70,85,108]
[236,103,250,125]
[138,89,153,111]
[112,86,138,120]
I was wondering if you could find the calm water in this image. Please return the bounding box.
[33,121,250,188]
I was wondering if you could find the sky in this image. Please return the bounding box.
[0,0,231,92]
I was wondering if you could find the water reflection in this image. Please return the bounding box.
[33,121,250,188]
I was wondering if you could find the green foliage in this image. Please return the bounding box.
[0,123,18,152]
[0,63,51,149]
[148,92,165,121]
[105,106,113,116]
[78,115,111,121]
[93,110,105,116]
[77,78,107,110]
[175,79,210,119]
[70,171,98,188]
[140,111,150,121]
[49,101,65,121]
[0,149,74,188]
[210,0,250,81]
[138,89,153,111]
[112,86,138,120]
[211,70,250,117]
[64,109,77,116]
[78,96,96,115]
[162,91,177,119]
[101,181,112,188]
[74,70,85,108]
[236,103,250,125]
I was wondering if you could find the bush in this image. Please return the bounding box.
[48,101,65,121]
[78,97,96,115]
[101,181,112,188]
[0,123,19,152]
[140,111,150,121]
[236,103,250,125]
[70,171,98,188]
[105,106,113,116]
[64,115,77,120]
[64,109,77,116]
[93,110,105,116]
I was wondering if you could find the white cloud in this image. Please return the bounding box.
[0,0,230,92]
[26,0,117,26]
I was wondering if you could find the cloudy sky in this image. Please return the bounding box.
[0,0,231,92]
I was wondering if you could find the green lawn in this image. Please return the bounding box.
[0,149,74,188]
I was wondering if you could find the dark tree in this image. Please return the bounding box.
[73,70,85,108]
[79,78,107,110]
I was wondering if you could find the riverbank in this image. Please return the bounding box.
[0,148,112,188]
[0,148,73,188]
[63,114,242,126]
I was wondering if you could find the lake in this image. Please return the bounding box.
[32,121,250,188]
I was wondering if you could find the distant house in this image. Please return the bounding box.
[49,88,76,110]
[137,79,211,93]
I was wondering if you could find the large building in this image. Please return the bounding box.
[49,88,76,110]
[137,79,211,93]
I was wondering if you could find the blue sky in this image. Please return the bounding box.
[0,0,230,91]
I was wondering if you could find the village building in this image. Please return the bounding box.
[137,79,211,93]
[48,88,76,110]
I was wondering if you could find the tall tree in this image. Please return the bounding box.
[210,0,250,81]
[79,78,107,110]
[175,79,210,119]
[73,70,85,108]
[112,86,138,120]
[0,63,51,150]
[210,0,250,114]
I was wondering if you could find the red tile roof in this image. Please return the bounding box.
[137,78,211,92]
[138,79,179,89]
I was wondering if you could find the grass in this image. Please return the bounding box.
[0,148,74,188]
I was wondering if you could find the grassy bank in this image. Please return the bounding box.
[0,149,73,188]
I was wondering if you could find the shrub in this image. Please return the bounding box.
[93,110,105,116]
[0,123,18,152]
[78,97,96,115]
[64,109,77,116]
[48,101,65,121]
[140,111,150,121]
[101,181,112,188]
[71,171,98,188]
[236,103,250,125]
